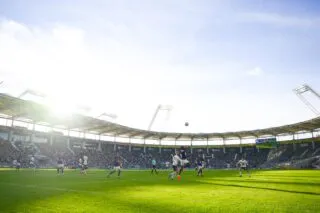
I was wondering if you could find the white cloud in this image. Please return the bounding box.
[238,12,320,28]
[0,18,315,133]
[0,19,230,130]
[247,67,264,76]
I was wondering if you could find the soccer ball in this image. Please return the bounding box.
[184,122,189,126]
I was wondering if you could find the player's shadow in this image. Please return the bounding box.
[254,174,320,179]
[210,178,320,187]
[196,180,320,196]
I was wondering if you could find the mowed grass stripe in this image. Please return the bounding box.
[0,182,104,195]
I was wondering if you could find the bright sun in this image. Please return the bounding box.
[45,97,77,118]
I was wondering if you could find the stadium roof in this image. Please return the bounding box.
[0,93,319,140]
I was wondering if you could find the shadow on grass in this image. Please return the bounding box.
[1,169,319,212]
[197,180,320,196]
[253,174,320,178]
[209,178,320,186]
[0,170,206,212]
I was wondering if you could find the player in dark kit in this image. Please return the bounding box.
[196,157,205,177]
[13,159,21,171]
[107,155,122,178]
[178,146,190,175]
[57,157,64,175]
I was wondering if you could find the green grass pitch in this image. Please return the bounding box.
[0,169,319,213]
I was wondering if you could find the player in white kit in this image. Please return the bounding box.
[78,157,83,171]
[236,158,251,177]
[165,161,170,169]
[168,150,181,180]
[82,155,88,175]
[30,156,36,173]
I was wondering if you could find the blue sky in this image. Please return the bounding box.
[0,0,319,133]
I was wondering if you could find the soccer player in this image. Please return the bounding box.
[73,160,77,171]
[82,155,88,175]
[30,155,36,173]
[107,154,122,178]
[168,150,181,180]
[13,159,20,171]
[151,158,158,174]
[165,161,170,169]
[194,159,198,172]
[57,157,64,175]
[78,157,83,172]
[237,158,251,177]
[196,157,205,177]
[178,146,189,175]
[16,160,21,171]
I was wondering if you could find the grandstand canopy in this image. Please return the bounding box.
[0,93,319,140]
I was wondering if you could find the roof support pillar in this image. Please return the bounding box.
[223,138,226,153]
[129,138,132,152]
[312,131,315,150]
[206,137,209,154]
[49,134,53,146]
[239,137,242,153]
[26,122,36,143]
[67,130,71,149]
[292,133,296,151]
[254,136,259,152]
[292,132,295,141]
[8,129,13,142]
[98,141,102,151]
[293,143,297,151]
[97,134,102,151]
[143,138,146,153]
[312,141,315,150]
[30,123,35,143]
[113,135,117,151]
[67,137,71,150]
[11,116,14,127]
[30,130,34,144]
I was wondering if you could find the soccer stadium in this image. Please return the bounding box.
[0,91,319,212]
[1,1,320,213]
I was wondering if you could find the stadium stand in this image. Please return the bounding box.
[1,131,320,169]
[0,93,319,169]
